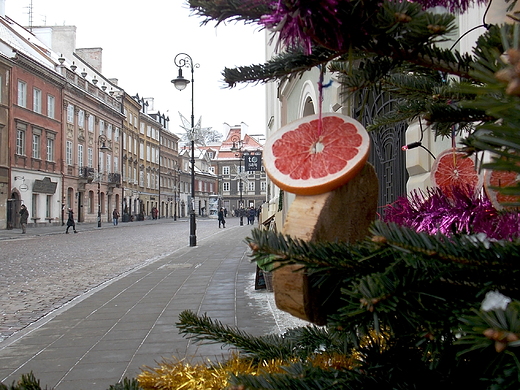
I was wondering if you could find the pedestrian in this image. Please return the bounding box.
[66,208,77,234]
[19,204,29,234]
[248,207,256,225]
[112,208,120,226]
[218,207,226,228]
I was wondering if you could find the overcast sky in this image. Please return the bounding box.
[5,0,267,137]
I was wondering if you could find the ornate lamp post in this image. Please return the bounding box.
[97,135,110,228]
[231,141,244,226]
[172,53,198,246]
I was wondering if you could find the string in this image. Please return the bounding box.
[317,65,325,136]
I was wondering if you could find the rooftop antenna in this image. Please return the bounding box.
[23,0,34,31]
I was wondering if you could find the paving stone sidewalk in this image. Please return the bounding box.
[0,222,305,390]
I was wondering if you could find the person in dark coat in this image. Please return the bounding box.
[248,207,256,225]
[19,204,29,234]
[218,207,226,228]
[66,208,77,234]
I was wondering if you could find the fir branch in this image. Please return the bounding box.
[228,362,364,390]
[222,46,339,87]
[187,0,270,25]
[177,310,295,360]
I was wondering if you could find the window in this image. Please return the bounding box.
[87,147,93,168]
[147,172,151,188]
[47,137,54,162]
[32,193,38,218]
[33,88,42,113]
[139,169,144,187]
[223,182,230,191]
[146,145,151,162]
[89,191,94,214]
[78,144,84,168]
[248,181,255,191]
[17,80,27,107]
[32,132,41,159]
[67,104,74,124]
[88,114,94,132]
[222,166,230,175]
[66,141,73,165]
[261,181,267,192]
[140,142,144,159]
[99,120,105,135]
[140,122,144,134]
[106,154,111,174]
[46,195,52,219]
[99,151,105,172]
[78,109,85,128]
[16,126,25,155]
[107,124,112,139]
[114,156,119,173]
[115,127,120,142]
[47,95,55,118]
[147,125,151,137]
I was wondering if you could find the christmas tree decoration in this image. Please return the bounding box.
[273,163,378,325]
[167,1,520,389]
[383,186,520,240]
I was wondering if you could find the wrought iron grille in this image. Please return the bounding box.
[352,87,408,216]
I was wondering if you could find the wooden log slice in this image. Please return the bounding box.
[273,163,379,325]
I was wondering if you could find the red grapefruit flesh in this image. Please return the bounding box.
[264,113,370,195]
[484,169,520,210]
[430,148,482,197]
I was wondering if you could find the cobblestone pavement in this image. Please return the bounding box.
[0,218,229,342]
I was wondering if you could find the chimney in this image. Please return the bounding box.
[0,0,5,18]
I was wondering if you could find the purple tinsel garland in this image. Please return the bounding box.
[383,186,520,241]
[257,0,488,54]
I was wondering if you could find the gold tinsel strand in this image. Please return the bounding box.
[138,352,356,390]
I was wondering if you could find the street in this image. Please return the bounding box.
[0,218,242,342]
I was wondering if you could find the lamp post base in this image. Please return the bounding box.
[189,212,197,247]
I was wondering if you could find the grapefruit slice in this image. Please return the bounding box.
[430,148,482,197]
[484,169,520,210]
[264,113,370,196]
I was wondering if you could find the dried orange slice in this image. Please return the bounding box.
[484,168,520,210]
[430,148,482,197]
[264,113,370,195]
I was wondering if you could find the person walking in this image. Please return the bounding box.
[218,207,226,228]
[19,204,29,234]
[66,208,77,234]
[112,209,120,226]
[248,207,256,225]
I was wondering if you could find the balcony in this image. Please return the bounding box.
[80,167,95,183]
[108,173,121,187]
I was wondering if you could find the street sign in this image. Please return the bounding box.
[243,151,262,171]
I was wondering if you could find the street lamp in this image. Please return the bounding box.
[172,53,198,246]
[97,134,110,228]
[231,141,244,226]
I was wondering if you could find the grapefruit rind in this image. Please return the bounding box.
[484,169,520,210]
[430,148,483,195]
[264,113,370,196]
